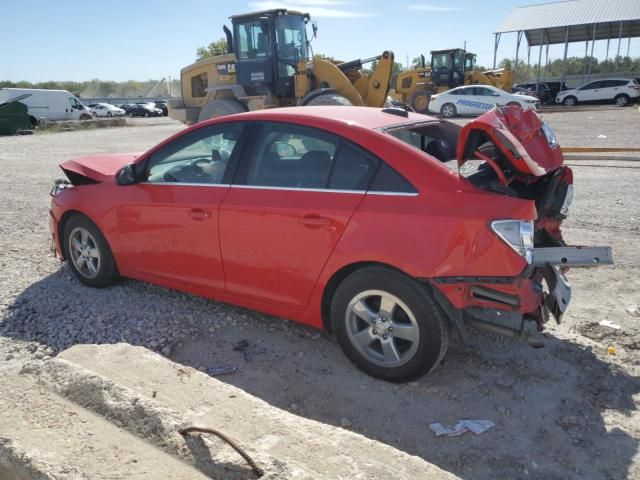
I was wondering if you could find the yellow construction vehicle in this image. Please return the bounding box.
[390,48,515,113]
[430,48,514,92]
[390,55,433,114]
[169,9,395,123]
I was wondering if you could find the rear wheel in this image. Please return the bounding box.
[614,94,630,107]
[79,114,92,121]
[331,267,449,382]
[563,96,577,107]
[63,215,119,288]
[306,93,353,106]
[440,103,457,118]
[107,111,113,117]
[198,98,247,122]
[408,89,431,114]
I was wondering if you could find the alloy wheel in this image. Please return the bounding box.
[345,290,420,368]
[68,227,101,279]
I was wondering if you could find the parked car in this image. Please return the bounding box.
[153,101,168,116]
[556,78,640,106]
[49,106,611,381]
[123,103,163,117]
[513,82,554,104]
[542,81,570,98]
[429,85,539,118]
[91,103,126,118]
[0,88,92,122]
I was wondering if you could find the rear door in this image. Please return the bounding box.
[219,121,379,309]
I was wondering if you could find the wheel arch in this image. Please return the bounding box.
[57,209,115,263]
[320,261,416,333]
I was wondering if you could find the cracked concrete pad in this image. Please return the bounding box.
[58,343,458,480]
[0,375,209,480]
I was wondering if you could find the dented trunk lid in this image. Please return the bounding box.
[457,105,564,177]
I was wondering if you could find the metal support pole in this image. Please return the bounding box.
[493,33,501,69]
[536,31,544,84]
[605,38,610,61]
[627,35,631,58]
[588,24,597,75]
[514,31,523,78]
[616,21,623,71]
[561,26,569,85]
[527,45,531,79]
[545,41,550,76]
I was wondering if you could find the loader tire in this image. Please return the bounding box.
[408,89,431,114]
[198,99,247,122]
[306,93,353,106]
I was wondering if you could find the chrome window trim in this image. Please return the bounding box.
[136,182,418,196]
[138,182,231,188]
[230,184,419,196]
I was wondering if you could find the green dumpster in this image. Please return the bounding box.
[0,94,33,135]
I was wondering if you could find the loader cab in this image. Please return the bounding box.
[231,9,310,97]
[430,48,470,89]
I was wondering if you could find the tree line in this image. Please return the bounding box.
[0,79,181,98]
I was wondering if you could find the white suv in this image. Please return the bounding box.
[557,78,640,107]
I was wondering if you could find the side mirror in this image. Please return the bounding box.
[116,164,137,186]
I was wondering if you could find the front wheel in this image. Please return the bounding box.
[440,103,457,118]
[563,96,577,107]
[408,89,431,114]
[63,215,119,288]
[331,267,449,382]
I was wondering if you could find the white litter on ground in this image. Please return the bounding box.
[429,420,495,437]
[599,320,621,330]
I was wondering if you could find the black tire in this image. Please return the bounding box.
[198,98,247,122]
[408,89,431,114]
[563,96,577,107]
[440,103,457,118]
[79,114,92,121]
[107,111,113,117]
[63,214,119,288]
[614,94,630,107]
[331,267,449,382]
[305,93,353,106]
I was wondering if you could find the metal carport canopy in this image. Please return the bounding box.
[495,0,640,46]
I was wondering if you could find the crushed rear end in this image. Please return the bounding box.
[416,106,612,344]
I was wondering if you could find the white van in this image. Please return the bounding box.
[0,88,93,122]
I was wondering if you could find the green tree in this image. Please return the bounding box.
[196,38,229,61]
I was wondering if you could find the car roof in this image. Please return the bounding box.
[204,106,439,130]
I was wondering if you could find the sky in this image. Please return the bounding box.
[1,0,638,82]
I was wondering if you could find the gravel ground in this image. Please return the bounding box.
[1,111,640,479]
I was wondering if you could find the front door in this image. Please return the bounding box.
[114,122,245,291]
[219,121,379,309]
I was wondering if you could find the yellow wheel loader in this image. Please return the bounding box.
[390,48,515,114]
[169,9,395,124]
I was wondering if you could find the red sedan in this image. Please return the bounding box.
[49,106,612,381]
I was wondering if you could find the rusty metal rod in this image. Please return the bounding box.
[179,426,264,478]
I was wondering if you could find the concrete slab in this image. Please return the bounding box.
[57,343,458,480]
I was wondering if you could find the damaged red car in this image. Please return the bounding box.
[49,105,612,381]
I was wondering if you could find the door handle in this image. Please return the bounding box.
[300,214,332,227]
[189,208,211,220]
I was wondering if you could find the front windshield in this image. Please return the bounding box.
[275,15,308,61]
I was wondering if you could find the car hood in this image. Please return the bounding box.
[60,153,141,183]
[557,89,576,96]
[457,105,564,177]
[513,94,538,102]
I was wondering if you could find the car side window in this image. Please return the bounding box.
[580,82,600,90]
[145,123,243,184]
[369,162,417,194]
[329,143,380,190]
[242,122,338,189]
